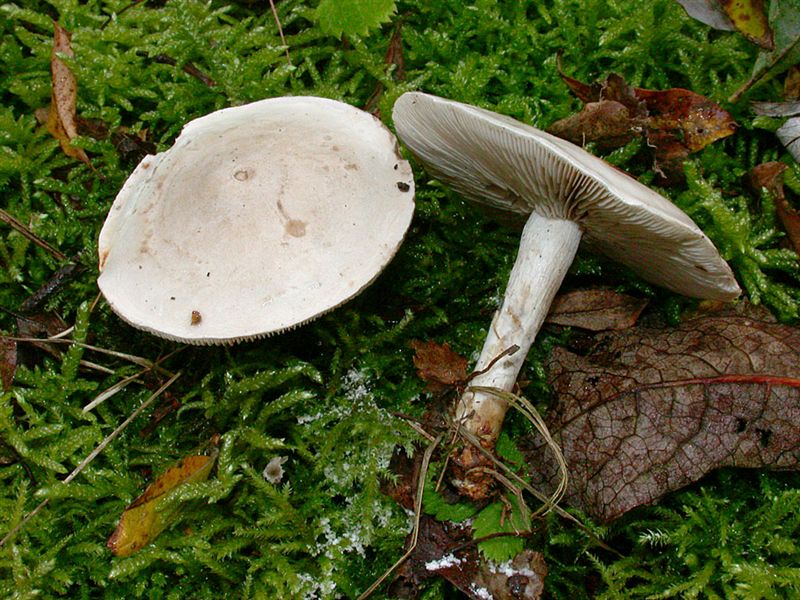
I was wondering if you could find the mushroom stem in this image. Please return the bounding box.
[454,212,581,479]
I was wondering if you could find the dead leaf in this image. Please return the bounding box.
[474,550,547,600]
[547,101,642,153]
[551,70,736,183]
[524,304,800,522]
[107,451,217,556]
[719,0,774,49]
[19,258,81,314]
[365,23,406,116]
[747,162,800,255]
[411,340,468,393]
[785,65,800,99]
[546,290,648,331]
[16,312,68,358]
[46,22,93,169]
[730,0,800,102]
[1,337,17,391]
[675,0,736,31]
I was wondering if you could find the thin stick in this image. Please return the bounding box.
[729,41,800,103]
[358,433,443,600]
[0,209,68,262]
[268,0,291,66]
[0,372,182,548]
[8,336,178,373]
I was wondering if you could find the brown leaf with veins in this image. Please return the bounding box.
[523,304,800,522]
[546,289,648,331]
[747,162,800,256]
[550,70,736,183]
[47,22,93,168]
[411,340,468,392]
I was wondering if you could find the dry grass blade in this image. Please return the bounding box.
[468,386,568,510]
[358,433,444,600]
[9,336,180,373]
[0,372,182,548]
[83,348,183,412]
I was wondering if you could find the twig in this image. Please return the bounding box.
[358,433,443,600]
[0,372,182,548]
[0,209,68,262]
[268,0,292,66]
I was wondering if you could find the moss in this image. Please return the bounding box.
[1,0,799,598]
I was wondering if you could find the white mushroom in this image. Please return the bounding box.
[98,96,415,344]
[392,91,740,497]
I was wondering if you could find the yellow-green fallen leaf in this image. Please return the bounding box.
[107,452,216,557]
[719,0,774,49]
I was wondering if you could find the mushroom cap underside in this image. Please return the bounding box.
[392,92,739,302]
[98,96,415,344]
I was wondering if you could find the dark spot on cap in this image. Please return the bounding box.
[397,181,410,192]
[191,310,202,325]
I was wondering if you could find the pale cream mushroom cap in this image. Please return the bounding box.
[393,92,740,301]
[98,96,415,344]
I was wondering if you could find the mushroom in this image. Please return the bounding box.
[98,96,415,344]
[392,91,740,497]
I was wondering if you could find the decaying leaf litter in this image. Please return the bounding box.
[4,2,797,597]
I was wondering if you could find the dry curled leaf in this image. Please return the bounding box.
[524,304,800,522]
[546,289,648,331]
[107,451,216,556]
[46,22,92,169]
[551,71,736,183]
[411,340,468,392]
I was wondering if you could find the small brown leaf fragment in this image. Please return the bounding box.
[411,340,468,392]
[47,22,92,168]
[747,162,800,255]
[107,451,216,557]
[16,312,69,359]
[546,289,648,331]
[719,0,774,50]
[364,23,406,115]
[474,550,547,600]
[525,304,800,522]
[1,337,17,391]
[785,65,800,100]
[547,101,642,152]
